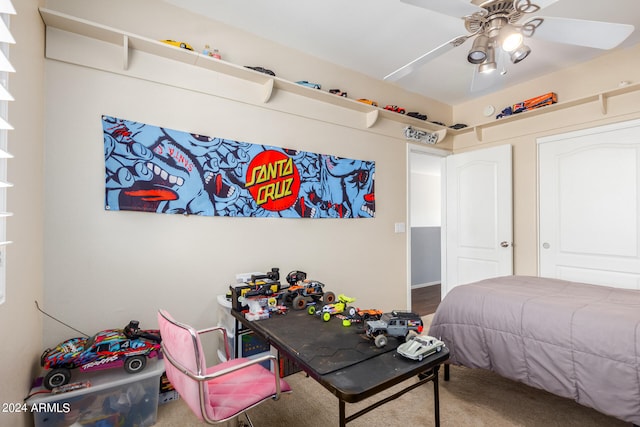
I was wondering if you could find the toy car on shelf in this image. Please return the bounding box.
[396,335,445,361]
[245,66,276,76]
[357,99,378,107]
[407,111,427,120]
[307,294,356,321]
[40,321,162,390]
[449,123,468,129]
[365,310,424,348]
[161,39,194,51]
[384,105,406,114]
[283,280,336,310]
[296,80,321,89]
[329,89,348,97]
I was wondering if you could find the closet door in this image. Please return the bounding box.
[538,119,640,289]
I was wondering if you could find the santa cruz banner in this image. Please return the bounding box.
[103,116,375,218]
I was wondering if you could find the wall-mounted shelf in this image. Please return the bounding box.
[38,8,450,139]
[41,8,637,144]
[457,82,640,141]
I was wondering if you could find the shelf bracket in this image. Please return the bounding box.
[474,125,483,142]
[261,78,274,103]
[365,109,379,128]
[122,35,129,70]
[598,93,608,115]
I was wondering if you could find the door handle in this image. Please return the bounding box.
[500,241,512,248]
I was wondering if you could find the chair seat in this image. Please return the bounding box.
[205,358,292,421]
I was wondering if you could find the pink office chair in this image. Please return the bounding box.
[157,309,291,426]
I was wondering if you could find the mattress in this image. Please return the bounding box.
[428,275,640,424]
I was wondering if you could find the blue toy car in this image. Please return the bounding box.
[296,81,321,89]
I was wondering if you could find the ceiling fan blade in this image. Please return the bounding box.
[400,0,482,17]
[384,36,467,81]
[526,16,635,49]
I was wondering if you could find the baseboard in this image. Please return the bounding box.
[411,281,440,289]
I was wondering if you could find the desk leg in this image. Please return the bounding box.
[339,400,346,427]
[433,365,441,427]
[444,363,450,381]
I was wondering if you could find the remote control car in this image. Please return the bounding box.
[353,308,383,322]
[40,321,162,390]
[329,89,348,97]
[245,66,276,76]
[296,80,321,89]
[307,294,356,321]
[396,335,445,361]
[357,99,378,107]
[407,111,427,120]
[365,311,424,348]
[449,123,468,129]
[161,40,194,51]
[284,280,336,310]
[384,105,406,114]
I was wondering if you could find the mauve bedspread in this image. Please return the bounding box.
[428,275,640,424]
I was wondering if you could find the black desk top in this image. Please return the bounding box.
[233,308,449,403]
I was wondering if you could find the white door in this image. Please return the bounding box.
[443,144,513,296]
[538,119,640,289]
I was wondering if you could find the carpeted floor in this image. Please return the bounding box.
[154,315,630,426]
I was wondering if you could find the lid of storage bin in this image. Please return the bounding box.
[26,356,165,404]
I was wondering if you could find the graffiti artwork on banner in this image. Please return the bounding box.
[103,116,375,218]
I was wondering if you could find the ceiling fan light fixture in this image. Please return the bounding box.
[510,44,531,63]
[467,34,489,64]
[479,61,497,74]
[500,25,524,52]
[478,45,496,74]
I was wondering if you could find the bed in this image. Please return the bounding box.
[428,275,640,425]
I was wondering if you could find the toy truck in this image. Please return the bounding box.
[365,311,424,348]
[283,280,336,310]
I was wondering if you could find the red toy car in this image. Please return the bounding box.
[384,105,406,114]
[40,321,161,390]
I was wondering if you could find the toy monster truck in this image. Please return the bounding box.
[365,310,424,348]
[284,280,336,310]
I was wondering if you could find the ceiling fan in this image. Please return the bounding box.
[385,0,635,90]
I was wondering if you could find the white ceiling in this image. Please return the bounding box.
[163,0,640,105]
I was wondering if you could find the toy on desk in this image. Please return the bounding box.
[40,320,162,390]
[396,335,445,361]
[239,296,271,321]
[283,276,336,310]
[307,294,356,321]
[352,308,383,322]
[365,311,424,348]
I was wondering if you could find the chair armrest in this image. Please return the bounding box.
[196,325,230,361]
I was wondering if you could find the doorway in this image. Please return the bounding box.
[409,147,445,315]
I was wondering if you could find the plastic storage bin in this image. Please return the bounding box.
[216,294,236,362]
[27,357,164,427]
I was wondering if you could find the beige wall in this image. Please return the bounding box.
[40,0,451,347]
[0,1,46,426]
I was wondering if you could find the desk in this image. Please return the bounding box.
[232,309,449,426]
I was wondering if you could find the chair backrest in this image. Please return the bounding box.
[157,309,209,421]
